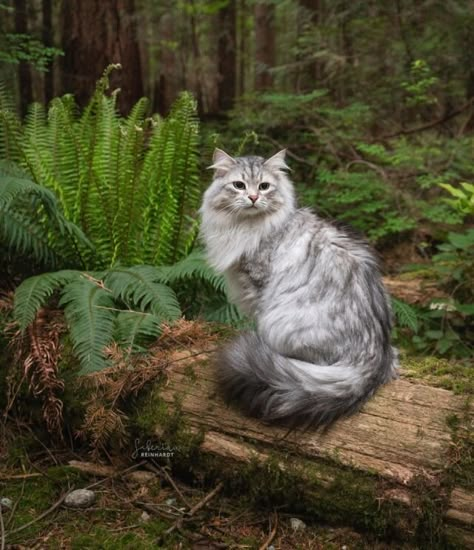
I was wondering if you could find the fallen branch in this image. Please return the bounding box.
[259,512,278,550]
[381,97,474,139]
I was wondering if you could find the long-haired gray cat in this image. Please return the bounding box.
[200,148,398,429]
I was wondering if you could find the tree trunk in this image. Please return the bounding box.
[155,12,181,115]
[60,0,143,114]
[42,0,54,104]
[297,0,323,92]
[254,2,275,91]
[15,0,33,117]
[151,347,474,547]
[217,1,237,111]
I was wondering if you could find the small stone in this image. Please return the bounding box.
[0,497,13,510]
[290,517,306,531]
[64,489,96,508]
[140,511,151,523]
[165,497,177,507]
[268,546,275,550]
[342,546,348,550]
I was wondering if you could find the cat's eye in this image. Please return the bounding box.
[233,181,246,190]
[259,182,270,190]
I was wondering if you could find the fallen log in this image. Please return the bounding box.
[137,348,473,548]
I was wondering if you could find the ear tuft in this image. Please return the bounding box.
[207,148,237,177]
[263,149,290,172]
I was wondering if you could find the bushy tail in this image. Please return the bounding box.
[217,332,397,429]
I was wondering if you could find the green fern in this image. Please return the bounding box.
[391,297,419,333]
[59,276,116,373]
[14,270,81,329]
[105,265,181,320]
[4,67,205,374]
[115,311,163,352]
[0,163,92,268]
[0,67,201,270]
[13,265,182,373]
[162,249,226,293]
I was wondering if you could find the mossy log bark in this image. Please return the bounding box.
[152,349,473,547]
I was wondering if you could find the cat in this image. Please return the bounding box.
[199,148,399,429]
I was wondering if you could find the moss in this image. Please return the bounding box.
[2,467,78,543]
[445,403,473,490]
[401,355,474,394]
[66,519,184,550]
[130,383,203,463]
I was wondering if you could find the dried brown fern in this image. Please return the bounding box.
[77,320,218,456]
[6,306,66,436]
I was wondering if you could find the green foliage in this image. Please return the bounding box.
[432,230,474,301]
[391,297,419,334]
[0,33,62,71]
[0,162,92,268]
[0,66,201,269]
[313,169,416,241]
[439,181,474,216]
[401,60,439,107]
[14,266,182,373]
[160,250,244,325]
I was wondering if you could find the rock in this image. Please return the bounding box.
[290,517,306,531]
[165,497,177,507]
[64,489,96,508]
[140,511,151,523]
[0,497,13,510]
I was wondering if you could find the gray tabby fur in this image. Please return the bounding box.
[200,148,399,429]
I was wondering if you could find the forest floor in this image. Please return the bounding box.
[1,453,418,550]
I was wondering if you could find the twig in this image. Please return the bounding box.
[258,512,278,550]
[187,481,224,517]
[162,481,224,538]
[262,136,313,166]
[345,159,388,181]
[133,501,181,521]
[81,460,147,491]
[0,473,41,481]
[5,491,69,537]
[381,97,474,139]
[146,463,192,508]
[5,478,25,530]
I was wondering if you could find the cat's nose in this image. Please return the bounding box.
[248,195,259,203]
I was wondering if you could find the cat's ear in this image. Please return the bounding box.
[208,148,237,177]
[263,149,290,172]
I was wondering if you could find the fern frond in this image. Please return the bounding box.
[0,164,93,267]
[166,92,201,262]
[204,302,243,325]
[0,108,23,162]
[391,297,419,333]
[0,169,57,208]
[163,250,226,293]
[114,310,163,352]
[0,207,62,267]
[112,97,148,263]
[59,276,116,374]
[105,265,181,320]
[14,270,80,330]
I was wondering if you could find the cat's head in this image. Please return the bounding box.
[201,149,296,220]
